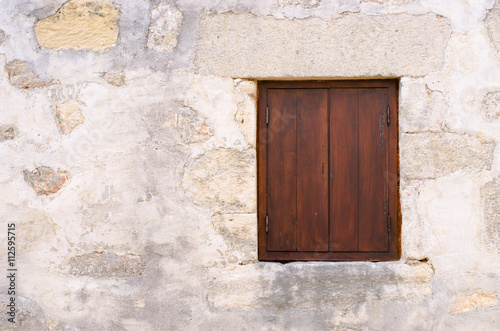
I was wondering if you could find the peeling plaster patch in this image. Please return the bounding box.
[34,0,121,52]
[212,213,257,264]
[486,6,500,54]
[147,0,183,52]
[277,0,321,8]
[234,98,256,147]
[331,303,369,329]
[418,175,483,272]
[121,319,154,331]
[5,60,52,89]
[480,177,500,253]
[23,167,69,195]
[482,92,500,121]
[361,0,413,3]
[234,80,256,98]
[56,101,85,134]
[0,125,16,142]
[136,299,145,308]
[0,29,5,45]
[451,293,498,314]
[101,71,126,86]
[234,80,257,147]
[400,180,437,260]
[68,251,146,278]
[163,107,213,144]
[400,133,495,179]
[186,75,246,148]
[182,148,256,214]
[196,13,451,77]
[400,78,448,132]
[18,210,58,252]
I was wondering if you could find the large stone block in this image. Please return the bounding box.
[56,101,85,134]
[100,71,126,86]
[482,92,500,121]
[400,180,437,260]
[18,210,58,252]
[361,0,414,4]
[399,78,447,132]
[186,75,247,148]
[5,60,52,89]
[0,125,15,142]
[182,148,256,214]
[417,176,482,271]
[486,7,500,54]
[23,167,69,195]
[234,80,257,147]
[400,133,495,179]
[163,107,213,144]
[480,177,500,253]
[195,13,451,77]
[34,0,120,52]
[212,213,258,264]
[451,293,498,314]
[207,261,433,310]
[68,251,146,278]
[277,0,321,8]
[147,0,183,52]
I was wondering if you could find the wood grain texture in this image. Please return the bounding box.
[330,89,359,251]
[258,80,400,262]
[388,81,400,260]
[257,83,268,259]
[267,89,297,251]
[296,89,329,252]
[358,88,389,252]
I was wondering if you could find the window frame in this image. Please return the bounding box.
[257,80,400,262]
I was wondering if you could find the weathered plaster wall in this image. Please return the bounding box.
[0,0,499,330]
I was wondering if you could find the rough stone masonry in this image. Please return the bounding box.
[0,0,499,330]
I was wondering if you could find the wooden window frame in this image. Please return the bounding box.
[257,80,400,262]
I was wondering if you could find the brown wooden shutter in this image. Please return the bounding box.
[267,89,297,252]
[258,80,399,262]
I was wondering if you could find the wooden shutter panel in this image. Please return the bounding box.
[358,88,389,252]
[296,89,329,252]
[267,89,297,252]
[266,89,329,252]
[329,89,360,252]
[259,80,399,262]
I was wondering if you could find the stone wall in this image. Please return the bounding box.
[0,0,499,330]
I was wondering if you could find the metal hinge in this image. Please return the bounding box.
[266,214,269,233]
[386,105,391,126]
[266,105,269,126]
[387,213,391,234]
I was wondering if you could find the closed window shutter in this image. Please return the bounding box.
[259,80,399,262]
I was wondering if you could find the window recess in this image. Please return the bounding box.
[257,80,400,262]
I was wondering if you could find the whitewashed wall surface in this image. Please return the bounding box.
[0,0,499,330]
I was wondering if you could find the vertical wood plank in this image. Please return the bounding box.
[387,81,400,259]
[267,89,297,251]
[296,89,329,252]
[257,83,268,259]
[358,88,389,252]
[329,89,359,251]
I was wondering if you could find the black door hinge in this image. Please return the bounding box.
[386,105,390,126]
[387,213,391,234]
[266,105,269,126]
